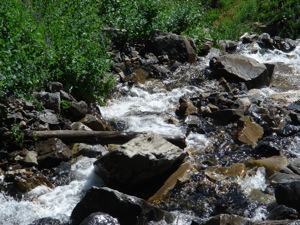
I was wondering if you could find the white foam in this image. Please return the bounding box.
[237,167,267,196]
[0,157,101,225]
[101,85,203,136]
[185,132,209,150]
[251,206,268,222]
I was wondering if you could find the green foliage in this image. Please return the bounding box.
[0,0,115,103]
[201,0,299,40]
[61,99,71,110]
[11,124,25,146]
[98,0,206,42]
[0,0,298,109]
[257,0,300,39]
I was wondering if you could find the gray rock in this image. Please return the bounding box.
[40,92,61,114]
[71,187,176,225]
[200,214,250,225]
[72,143,108,158]
[69,101,89,121]
[80,212,120,225]
[60,90,77,102]
[210,54,273,89]
[24,151,38,166]
[36,138,72,168]
[81,114,106,131]
[267,205,299,220]
[49,82,63,93]
[146,30,196,63]
[38,110,59,125]
[220,40,238,53]
[94,132,186,188]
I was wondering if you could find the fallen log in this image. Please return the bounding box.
[18,130,186,148]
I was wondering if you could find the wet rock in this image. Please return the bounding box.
[36,138,72,168]
[80,212,120,225]
[5,169,53,192]
[80,114,106,131]
[289,112,300,125]
[210,54,273,89]
[198,39,213,56]
[148,161,196,204]
[274,181,300,211]
[140,53,159,66]
[252,220,300,225]
[237,116,264,147]
[270,159,300,183]
[28,217,63,225]
[51,161,72,186]
[267,205,299,220]
[205,163,247,181]
[71,186,176,225]
[123,67,149,84]
[208,109,243,124]
[240,32,258,44]
[246,156,288,177]
[68,101,89,121]
[255,134,282,157]
[146,30,196,63]
[199,214,250,225]
[149,64,171,79]
[72,143,108,158]
[273,36,297,52]
[94,132,186,191]
[175,97,198,119]
[258,33,274,49]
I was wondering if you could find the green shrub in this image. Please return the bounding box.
[0,0,115,104]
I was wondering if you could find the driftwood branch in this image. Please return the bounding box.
[7,130,186,148]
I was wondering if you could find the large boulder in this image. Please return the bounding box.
[70,187,176,225]
[209,54,274,89]
[94,132,186,191]
[146,30,196,63]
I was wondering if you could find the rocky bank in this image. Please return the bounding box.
[0,30,300,225]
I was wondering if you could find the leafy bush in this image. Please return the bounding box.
[0,0,115,103]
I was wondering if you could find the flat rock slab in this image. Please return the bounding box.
[210,54,274,89]
[94,132,186,189]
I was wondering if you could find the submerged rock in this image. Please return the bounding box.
[246,156,288,177]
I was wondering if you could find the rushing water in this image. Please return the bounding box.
[0,43,299,225]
